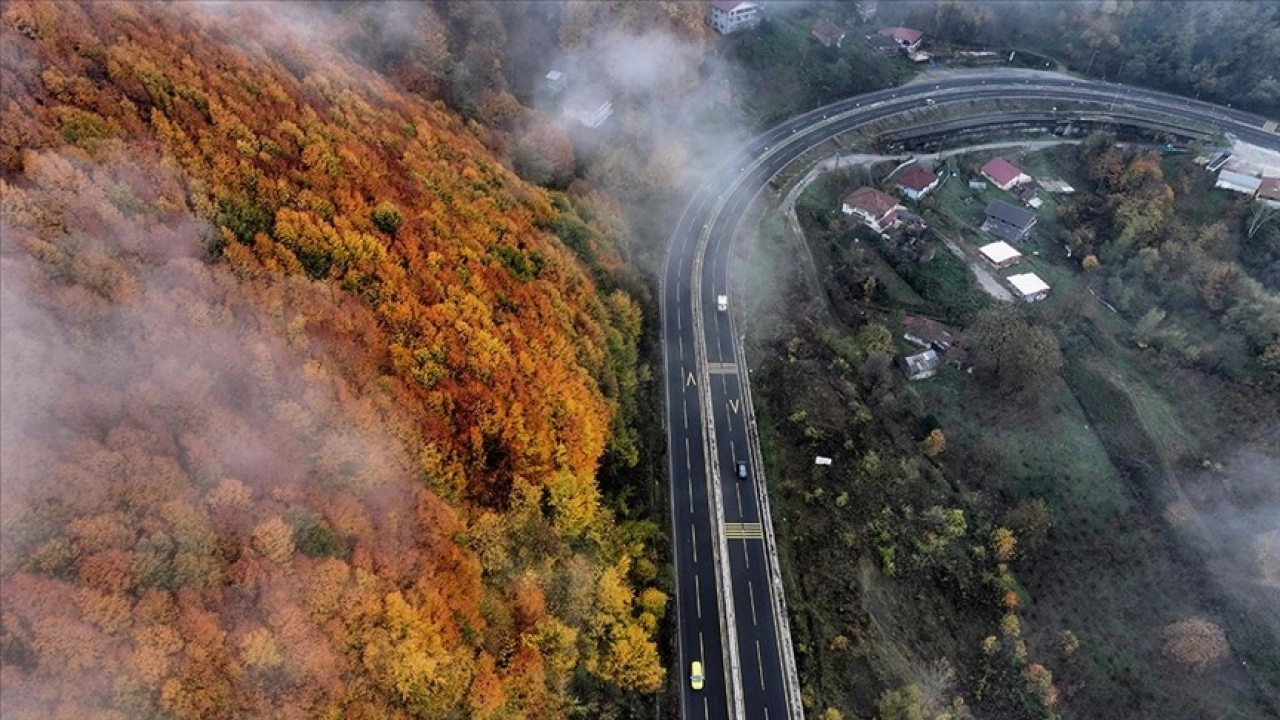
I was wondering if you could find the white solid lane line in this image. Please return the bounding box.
[685,437,693,513]
[748,580,758,627]
[756,640,766,690]
[695,573,702,618]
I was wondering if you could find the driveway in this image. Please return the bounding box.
[937,234,1013,301]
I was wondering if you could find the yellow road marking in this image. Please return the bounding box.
[723,522,764,540]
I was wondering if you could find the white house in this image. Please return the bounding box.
[900,350,940,380]
[841,186,904,233]
[544,70,567,94]
[895,163,940,201]
[708,0,760,35]
[979,241,1022,269]
[1008,273,1051,302]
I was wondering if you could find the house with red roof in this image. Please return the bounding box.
[894,163,940,201]
[878,26,924,52]
[841,186,904,233]
[708,0,760,34]
[1259,177,1280,209]
[980,157,1032,191]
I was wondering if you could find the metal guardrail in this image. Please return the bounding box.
[688,208,746,720]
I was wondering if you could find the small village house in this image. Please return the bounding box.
[1259,177,1280,209]
[708,0,760,35]
[544,70,567,94]
[1008,273,1051,302]
[982,200,1037,243]
[841,186,904,233]
[900,349,940,380]
[811,18,846,48]
[978,241,1023,269]
[865,33,901,55]
[895,163,940,201]
[1215,170,1262,196]
[902,315,957,352]
[878,26,924,52]
[980,157,1032,191]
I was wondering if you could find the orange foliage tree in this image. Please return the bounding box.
[0,1,664,715]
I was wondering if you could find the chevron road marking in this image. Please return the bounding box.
[723,522,764,540]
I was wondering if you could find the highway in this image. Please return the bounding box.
[661,69,1280,720]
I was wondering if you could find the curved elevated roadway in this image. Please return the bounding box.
[662,69,1279,720]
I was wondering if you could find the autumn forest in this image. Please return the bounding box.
[0,2,666,717]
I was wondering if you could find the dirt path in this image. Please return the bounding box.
[937,234,1013,300]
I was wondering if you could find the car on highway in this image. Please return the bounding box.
[690,661,704,690]
[735,460,749,480]
[717,294,728,312]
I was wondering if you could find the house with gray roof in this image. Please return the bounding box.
[900,349,940,380]
[1215,170,1262,196]
[981,200,1037,243]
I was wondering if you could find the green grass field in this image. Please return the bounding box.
[755,139,1279,719]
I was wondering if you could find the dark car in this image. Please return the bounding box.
[735,460,749,480]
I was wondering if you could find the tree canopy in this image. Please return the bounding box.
[0,1,663,716]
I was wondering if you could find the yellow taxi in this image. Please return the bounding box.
[690,660,704,691]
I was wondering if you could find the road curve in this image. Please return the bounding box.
[661,69,1279,720]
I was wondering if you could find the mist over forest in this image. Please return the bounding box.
[1,1,1278,719]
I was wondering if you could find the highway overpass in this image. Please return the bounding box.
[662,69,1280,720]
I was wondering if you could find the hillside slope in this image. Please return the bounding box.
[0,2,661,717]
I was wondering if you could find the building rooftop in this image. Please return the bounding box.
[1216,170,1262,192]
[1038,179,1075,194]
[896,163,938,192]
[902,349,940,379]
[865,34,900,53]
[843,186,901,217]
[1259,177,1280,202]
[981,157,1028,186]
[878,26,923,43]
[811,18,846,47]
[979,241,1022,265]
[711,0,755,11]
[1008,273,1050,297]
[985,199,1037,229]
[902,315,957,350]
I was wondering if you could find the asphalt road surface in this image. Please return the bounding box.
[662,69,1280,720]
